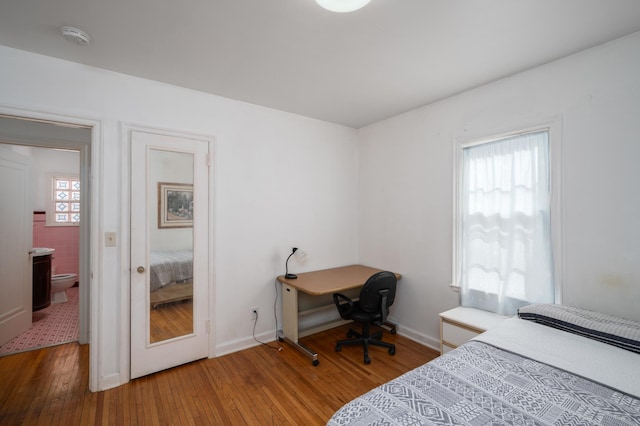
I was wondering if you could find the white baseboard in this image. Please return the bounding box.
[98,373,123,391]
[215,323,440,358]
[214,330,279,358]
[394,324,440,353]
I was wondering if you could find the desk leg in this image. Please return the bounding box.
[280,283,319,366]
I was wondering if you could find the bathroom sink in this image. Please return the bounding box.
[31,247,55,256]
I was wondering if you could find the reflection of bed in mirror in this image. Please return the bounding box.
[149,250,193,308]
[328,304,640,425]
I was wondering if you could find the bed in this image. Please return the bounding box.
[149,250,193,308]
[328,304,640,425]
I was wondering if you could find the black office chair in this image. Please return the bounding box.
[332,271,397,364]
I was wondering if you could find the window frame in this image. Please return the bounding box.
[46,174,81,227]
[451,117,563,305]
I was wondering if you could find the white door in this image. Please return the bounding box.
[0,148,33,346]
[130,129,211,379]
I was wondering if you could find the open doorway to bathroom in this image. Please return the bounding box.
[0,115,91,356]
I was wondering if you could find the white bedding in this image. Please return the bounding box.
[474,316,640,398]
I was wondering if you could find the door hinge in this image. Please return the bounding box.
[206,320,211,334]
[206,154,212,167]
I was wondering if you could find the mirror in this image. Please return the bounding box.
[147,148,194,343]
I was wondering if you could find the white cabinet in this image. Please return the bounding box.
[439,307,508,354]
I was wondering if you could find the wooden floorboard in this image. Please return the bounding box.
[149,298,194,343]
[0,323,439,425]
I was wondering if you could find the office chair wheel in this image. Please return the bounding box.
[390,328,396,335]
[346,330,355,338]
[364,356,371,365]
[313,360,320,366]
[335,345,342,352]
[389,347,396,356]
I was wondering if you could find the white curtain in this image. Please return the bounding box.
[460,130,554,315]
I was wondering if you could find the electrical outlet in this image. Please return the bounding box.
[250,307,258,321]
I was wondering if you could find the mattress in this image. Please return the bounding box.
[328,308,640,425]
[149,250,193,292]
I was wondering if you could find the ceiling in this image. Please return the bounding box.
[2,1,640,128]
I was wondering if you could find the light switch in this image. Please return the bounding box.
[105,232,117,246]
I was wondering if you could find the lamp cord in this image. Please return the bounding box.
[252,307,283,351]
[250,278,283,352]
[273,277,280,341]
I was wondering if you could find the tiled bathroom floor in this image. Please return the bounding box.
[0,287,79,356]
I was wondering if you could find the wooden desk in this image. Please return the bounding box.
[277,264,401,366]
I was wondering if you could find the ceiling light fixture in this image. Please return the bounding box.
[61,26,91,46]
[315,0,372,13]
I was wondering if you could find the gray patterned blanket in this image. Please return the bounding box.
[328,340,640,425]
[149,250,193,292]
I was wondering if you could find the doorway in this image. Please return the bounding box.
[0,113,92,369]
[0,145,82,354]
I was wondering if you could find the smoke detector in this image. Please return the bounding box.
[61,26,91,46]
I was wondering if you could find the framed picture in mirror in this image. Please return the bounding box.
[158,182,193,228]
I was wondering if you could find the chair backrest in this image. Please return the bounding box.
[359,271,397,314]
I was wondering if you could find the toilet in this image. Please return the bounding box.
[51,273,77,304]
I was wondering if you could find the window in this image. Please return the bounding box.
[453,124,561,315]
[47,175,80,226]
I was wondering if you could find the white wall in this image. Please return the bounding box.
[0,145,79,207]
[0,46,359,390]
[358,32,640,349]
[31,148,80,211]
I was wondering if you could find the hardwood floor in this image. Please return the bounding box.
[0,323,439,425]
[150,299,193,343]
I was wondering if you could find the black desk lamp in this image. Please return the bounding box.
[285,247,300,279]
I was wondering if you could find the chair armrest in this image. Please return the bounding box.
[333,293,354,320]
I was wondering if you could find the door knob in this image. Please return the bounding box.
[137,266,145,273]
